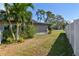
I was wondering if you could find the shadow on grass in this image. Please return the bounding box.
[47,33,74,56]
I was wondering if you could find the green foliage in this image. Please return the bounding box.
[6,37,13,44]
[2,37,14,44]
[20,32,27,39]
[48,33,74,56]
[36,9,46,22]
[3,26,12,40]
[4,3,34,41]
[20,24,36,39]
[17,37,24,43]
[26,25,36,38]
[2,25,16,44]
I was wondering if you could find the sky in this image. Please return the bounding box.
[0,3,79,22]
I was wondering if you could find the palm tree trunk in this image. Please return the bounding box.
[8,20,16,40]
[16,22,19,40]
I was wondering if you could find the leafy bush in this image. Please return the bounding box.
[6,37,13,43]
[3,25,12,40]
[2,25,15,44]
[17,37,24,43]
[2,37,14,44]
[2,25,13,44]
[20,32,27,39]
[26,25,36,38]
[20,24,36,39]
[2,24,36,44]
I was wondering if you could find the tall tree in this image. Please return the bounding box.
[45,11,55,23]
[4,3,16,40]
[4,3,34,40]
[56,15,65,29]
[36,9,46,22]
[12,3,34,40]
[45,11,56,34]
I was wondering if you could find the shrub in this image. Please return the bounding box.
[20,32,27,39]
[25,25,36,38]
[2,26,13,44]
[2,25,16,44]
[17,37,24,43]
[2,37,14,44]
[3,25,12,40]
[6,37,13,43]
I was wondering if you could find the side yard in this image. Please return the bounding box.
[0,30,74,56]
[48,32,74,56]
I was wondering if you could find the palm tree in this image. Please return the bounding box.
[12,3,34,40]
[45,11,51,22]
[36,9,46,22]
[45,11,55,22]
[4,3,34,40]
[4,3,16,40]
[40,9,46,21]
[44,11,56,34]
[36,9,40,21]
[56,15,65,29]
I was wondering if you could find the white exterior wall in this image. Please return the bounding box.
[74,20,79,55]
[0,24,4,44]
[65,19,79,56]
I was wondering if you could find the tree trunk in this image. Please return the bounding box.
[16,22,19,40]
[8,20,16,40]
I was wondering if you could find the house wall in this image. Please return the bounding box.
[65,19,79,56]
[0,24,4,44]
[34,24,48,33]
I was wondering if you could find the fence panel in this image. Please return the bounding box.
[65,19,79,56]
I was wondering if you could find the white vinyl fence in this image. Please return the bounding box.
[65,19,79,56]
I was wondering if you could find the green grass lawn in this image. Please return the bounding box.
[0,30,74,56]
[48,31,74,56]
